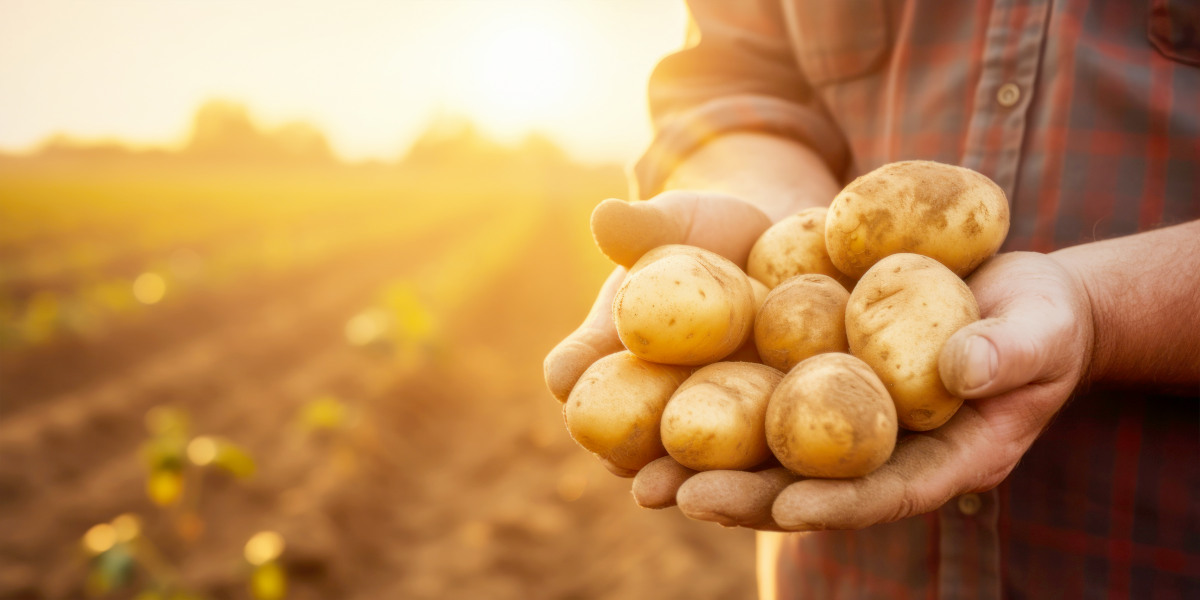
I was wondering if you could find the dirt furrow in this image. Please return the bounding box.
[0,212,494,525]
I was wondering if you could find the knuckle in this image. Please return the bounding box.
[884,484,921,524]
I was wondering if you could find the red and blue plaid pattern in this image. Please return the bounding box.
[635,1,1200,598]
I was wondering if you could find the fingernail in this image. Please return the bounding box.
[773,515,818,531]
[695,511,738,528]
[961,335,998,390]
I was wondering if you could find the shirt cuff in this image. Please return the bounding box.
[631,94,849,200]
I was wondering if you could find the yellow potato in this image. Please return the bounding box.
[613,244,756,366]
[661,362,784,471]
[747,207,853,288]
[846,253,980,431]
[753,274,849,372]
[723,277,769,363]
[825,161,1009,278]
[749,276,770,309]
[623,244,685,276]
[564,351,692,472]
[765,353,897,478]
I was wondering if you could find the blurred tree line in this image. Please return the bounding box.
[16,100,573,170]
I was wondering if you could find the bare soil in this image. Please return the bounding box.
[0,195,756,599]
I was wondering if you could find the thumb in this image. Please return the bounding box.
[590,191,773,269]
[939,288,1080,399]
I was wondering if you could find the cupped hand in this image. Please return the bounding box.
[635,251,1096,530]
[542,191,774,474]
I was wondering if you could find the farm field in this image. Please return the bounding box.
[0,119,756,599]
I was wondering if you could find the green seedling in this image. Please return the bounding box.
[81,514,192,598]
[82,406,272,598]
[297,395,352,432]
[245,531,288,600]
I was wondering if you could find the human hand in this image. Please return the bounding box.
[542,190,775,475]
[633,251,1096,530]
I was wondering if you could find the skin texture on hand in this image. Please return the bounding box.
[636,251,1097,530]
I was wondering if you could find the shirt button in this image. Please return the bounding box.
[957,493,983,516]
[996,83,1021,107]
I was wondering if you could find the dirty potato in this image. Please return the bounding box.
[846,253,980,431]
[754,274,849,372]
[747,207,852,288]
[765,353,897,478]
[564,351,692,472]
[661,362,784,471]
[825,161,1009,278]
[613,244,756,366]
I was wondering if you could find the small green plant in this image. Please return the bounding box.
[81,513,200,599]
[344,281,441,370]
[79,406,283,599]
[297,395,353,433]
[244,531,287,600]
[139,407,255,539]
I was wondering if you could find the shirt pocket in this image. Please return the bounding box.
[1148,0,1200,67]
[783,0,892,86]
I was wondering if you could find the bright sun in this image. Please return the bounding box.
[1,1,690,162]
[454,13,584,136]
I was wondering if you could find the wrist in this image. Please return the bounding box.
[661,133,840,222]
[1046,248,1107,385]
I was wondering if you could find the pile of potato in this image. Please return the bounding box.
[564,160,1009,480]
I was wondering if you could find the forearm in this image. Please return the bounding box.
[662,132,841,222]
[1051,219,1200,387]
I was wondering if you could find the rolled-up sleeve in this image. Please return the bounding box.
[633,0,849,199]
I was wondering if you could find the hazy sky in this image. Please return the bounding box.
[0,1,688,163]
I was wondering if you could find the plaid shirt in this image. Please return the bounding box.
[634,1,1200,598]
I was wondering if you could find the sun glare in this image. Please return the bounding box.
[0,1,688,162]
[477,24,573,109]
[453,12,585,138]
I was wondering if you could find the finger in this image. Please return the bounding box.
[543,267,626,402]
[591,192,773,269]
[590,198,684,268]
[632,456,696,508]
[677,468,799,530]
[939,261,1082,399]
[772,410,989,531]
[599,457,639,479]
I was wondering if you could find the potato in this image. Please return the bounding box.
[613,244,756,366]
[754,274,849,372]
[825,161,1009,278]
[623,244,685,276]
[749,276,770,309]
[661,362,784,471]
[723,277,769,363]
[846,253,980,431]
[765,353,897,478]
[564,351,692,472]
[747,207,853,288]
